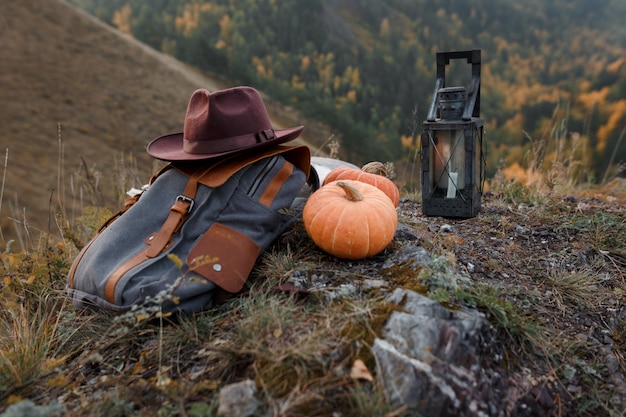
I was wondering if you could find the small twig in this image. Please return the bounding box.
[0,148,8,243]
[57,122,65,219]
[602,125,626,185]
[313,134,336,157]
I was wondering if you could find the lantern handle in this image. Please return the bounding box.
[426,49,481,122]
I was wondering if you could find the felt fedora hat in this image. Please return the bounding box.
[147,86,304,161]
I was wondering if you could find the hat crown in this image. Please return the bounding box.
[185,87,272,143]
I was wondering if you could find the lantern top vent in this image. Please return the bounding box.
[426,49,481,123]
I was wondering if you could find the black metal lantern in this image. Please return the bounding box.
[421,49,485,218]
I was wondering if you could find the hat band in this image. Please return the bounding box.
[183,129,277,155]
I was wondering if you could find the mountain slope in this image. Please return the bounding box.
[0,0,319,248]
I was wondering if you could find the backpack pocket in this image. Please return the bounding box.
[187,222,261,293]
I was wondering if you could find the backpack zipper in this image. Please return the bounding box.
[247,156,279,197]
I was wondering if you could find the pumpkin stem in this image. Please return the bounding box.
[362,161,386,176]
[336,181,363,202]
[362,161,396,179]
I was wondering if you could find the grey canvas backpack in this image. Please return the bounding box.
[66,145,314,315]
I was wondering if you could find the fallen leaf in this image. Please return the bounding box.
[350,359,374,382]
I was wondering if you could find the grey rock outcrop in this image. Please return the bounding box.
[372,288,506,416]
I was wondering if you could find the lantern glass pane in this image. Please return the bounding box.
[474,126,484,193]
[431,129,465,198]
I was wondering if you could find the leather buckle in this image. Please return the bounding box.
[175,195,195,213]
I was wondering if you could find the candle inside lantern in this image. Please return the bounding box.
[432,129,465,197]
[447,172,458,198]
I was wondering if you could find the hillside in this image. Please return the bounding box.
[0,0,326,250]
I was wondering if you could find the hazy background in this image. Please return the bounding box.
[1,0,625,248]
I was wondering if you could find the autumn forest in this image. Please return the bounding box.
[68,0,626,182]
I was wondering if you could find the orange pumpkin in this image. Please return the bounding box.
[322,162,400,207]
[303,180,398,260]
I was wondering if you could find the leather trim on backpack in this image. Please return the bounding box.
[187,222,261,293]
[175,145,311,188]
[259,161,294,207]
[104,247,150,304]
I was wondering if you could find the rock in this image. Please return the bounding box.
[382,245,431,270]
[372,288,504,416]
[361,278,388,291]
[217,379,260,417]
[381,287,485,364]
[372,338,457,416]
[1,400,64,417]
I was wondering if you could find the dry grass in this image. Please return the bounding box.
[1,165,625,417]
[2,180,623,416]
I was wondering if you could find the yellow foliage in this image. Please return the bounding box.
[312,52,334,86]
[175,8,197,36]
[607,57,625,73]
[379,18,390,38]
[252,56,271,78]
[333,75,341,92]
[579,79,592,92]
[291,75,305,90]
[112,4,132,35]
[5,395,22,406]
[401,134,418,151]
[577,87,610,109]
[219,14,232,44]
[493,36,513,55]
[167,253,183,270]
[507,81,562,109]
[301,55,311,71]
[504,113,524,132]
[1,252,17,269]
[502,161,544,186]
[175,3,215,37]
[350,67,361,88]
[46,372,72,388]
[597,100,626,152]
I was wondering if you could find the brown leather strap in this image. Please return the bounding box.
[104,246,150,304]
[259,161,294,207]
[144,166,210,258]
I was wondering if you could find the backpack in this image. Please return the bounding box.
[66,145,314,315]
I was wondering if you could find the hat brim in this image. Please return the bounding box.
[146,126,304,161]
